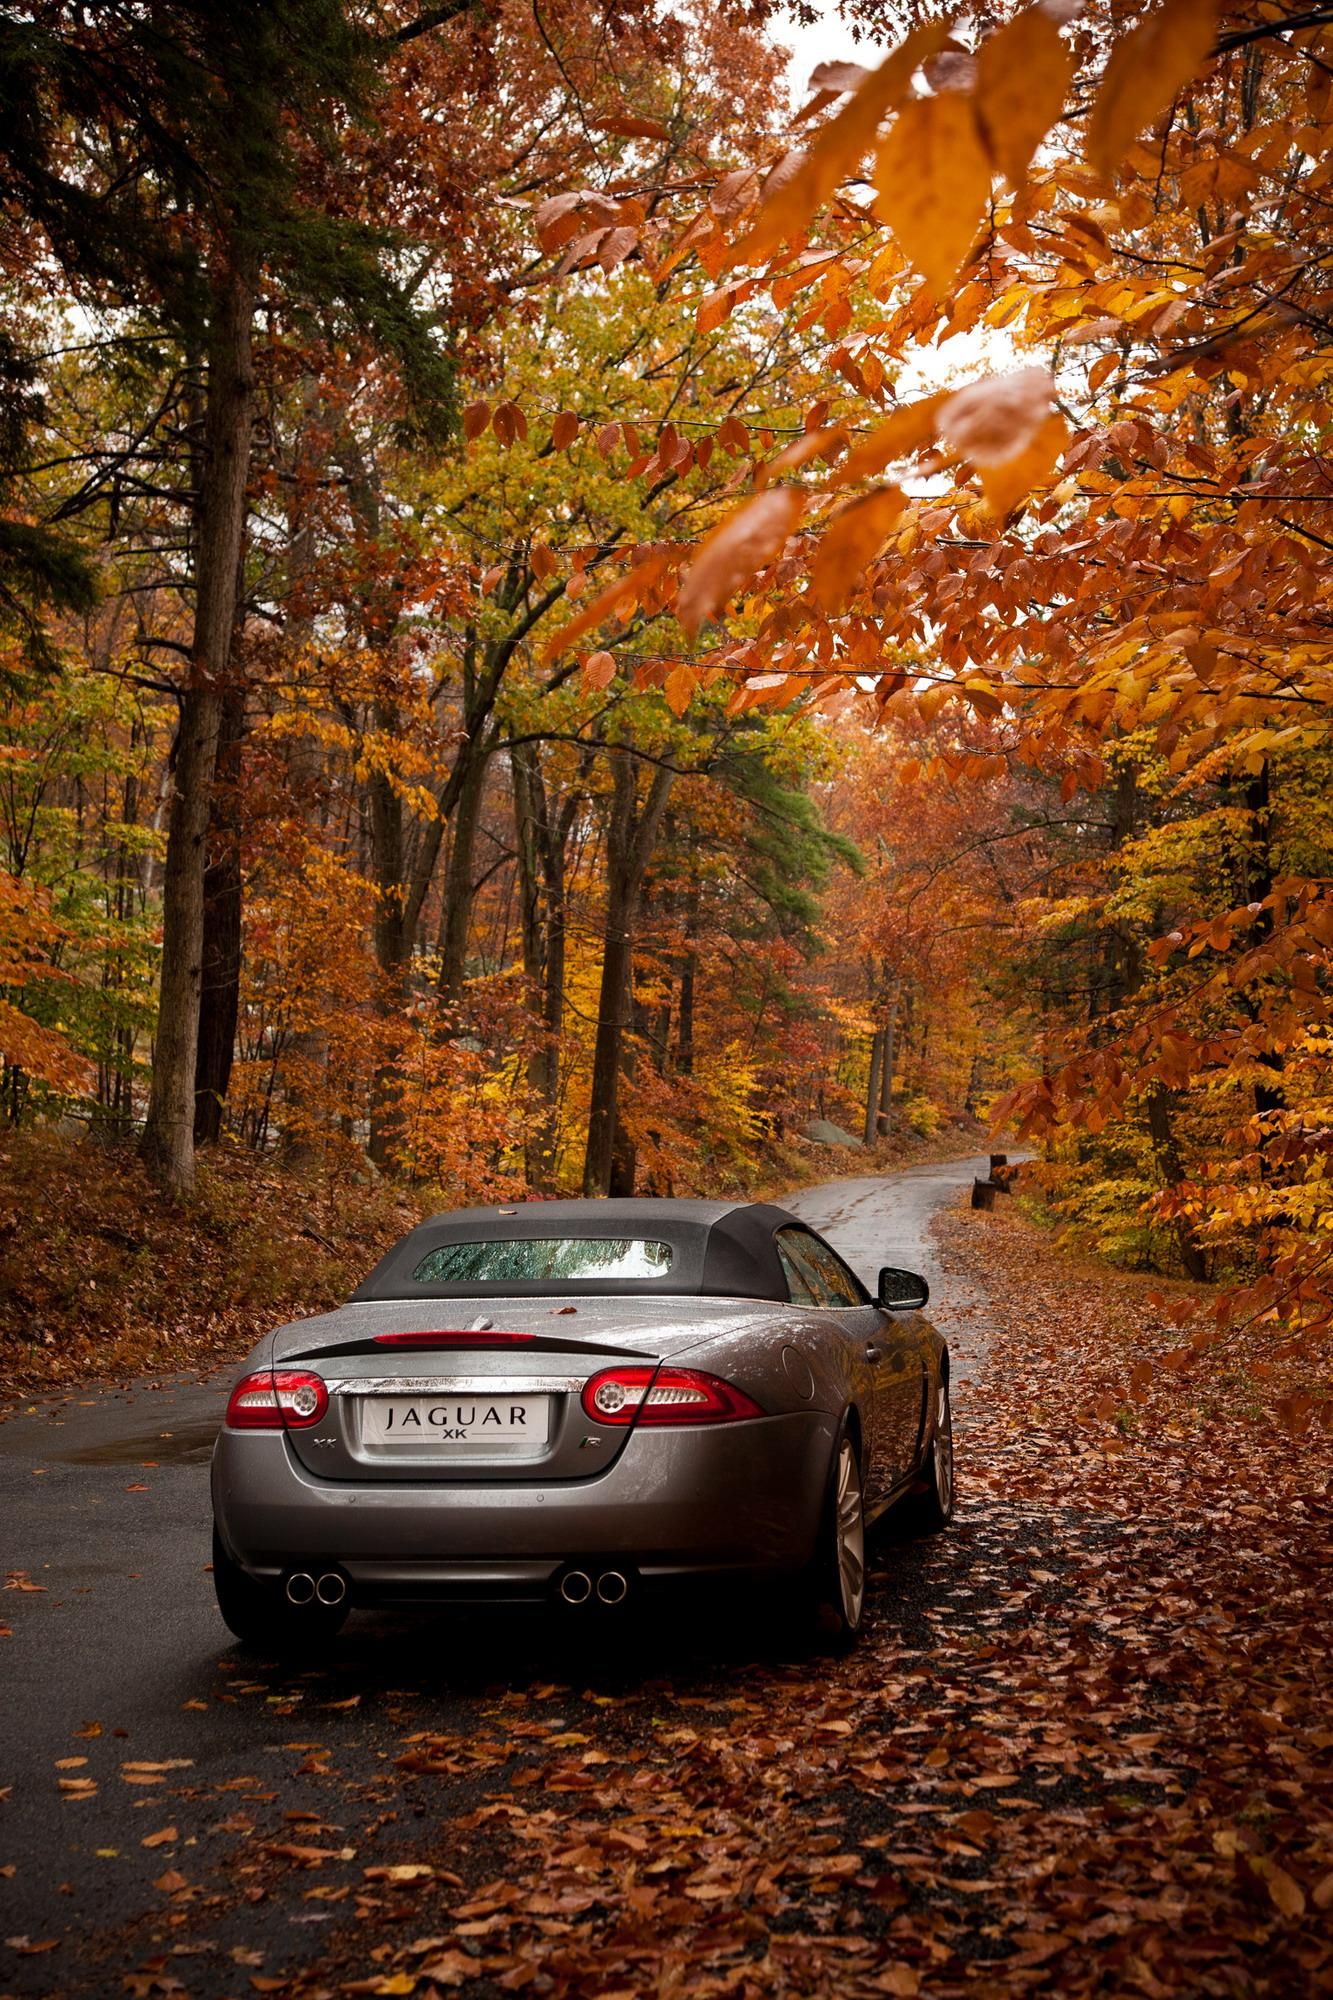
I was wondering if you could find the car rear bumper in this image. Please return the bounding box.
[212,1410,836,1598]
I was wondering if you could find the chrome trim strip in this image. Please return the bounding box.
[327,1375,583,1396]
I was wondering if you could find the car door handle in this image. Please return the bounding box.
[864,1343,882,1362]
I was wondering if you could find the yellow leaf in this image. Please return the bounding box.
[874,92,992,295]
[810,486,905,611]
[1088,0,1217,181]
[976,8,1075,188]
[676,487,803,636]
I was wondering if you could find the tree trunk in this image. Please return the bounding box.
[512,744,566,1190]
[878,990,898,1135]
[1245,761,1285,1124]
[863,1028,884,1146]
[367,731,409,1169]
[276,383,331,1163]
[438,734,491,1005]
[675,862,699,1077]
[140,257,254,1193]
[193,682,245,1145]
[582,754,673,1198]
[1145,1080,1208,1281]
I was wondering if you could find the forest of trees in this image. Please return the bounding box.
[2,0,1331,1361]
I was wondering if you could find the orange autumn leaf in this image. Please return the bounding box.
[582,649,617,689]
[663,663,699,715]
[587,113,670,142]
[676,486,804,636]
[541,552,668,660]
[733,20,951,263]
[936,366,1056,467]
[874,91,992,295]
[1088,0,1218,181]
[551,409,579,450]
[838,395,947,484]
[977,411,1068,517]
[809,486,906,611]
[755,425,847,488]
[975,7,1076,188]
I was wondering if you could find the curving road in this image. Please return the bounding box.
[0,1152,997,1996]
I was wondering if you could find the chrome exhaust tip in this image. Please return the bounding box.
[315,1571,346,1607]
[285,1571,315,1606]
[596,1569,628,1606]
[559,1569,592,1605]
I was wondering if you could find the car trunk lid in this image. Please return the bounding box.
[271,1296,773,1483]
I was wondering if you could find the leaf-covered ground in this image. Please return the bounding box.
[4,1194,1329,1999]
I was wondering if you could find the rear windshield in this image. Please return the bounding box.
[410,1237,674,1285]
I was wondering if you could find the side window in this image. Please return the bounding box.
[777,1238,819,1306]
[778,1228,864,1307]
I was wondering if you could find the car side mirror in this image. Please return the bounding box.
[878,1266,929,1312]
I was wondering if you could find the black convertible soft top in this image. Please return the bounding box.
[351,1197,855,1303]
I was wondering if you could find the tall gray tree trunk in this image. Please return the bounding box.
[582,754,673,1198]
[140,258,255,1193]
[863,1028,884,1146]
[438,736,492,1005]
[512,744,567,1190]
[878,988,898,1134]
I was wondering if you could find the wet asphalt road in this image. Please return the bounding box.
[0,1153,998,1997]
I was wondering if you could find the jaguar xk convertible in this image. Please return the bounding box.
[210,1197,953,1648]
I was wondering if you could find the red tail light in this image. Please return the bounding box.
[225,1369,329,1430]
[372,1331,534,1349]
[581,1366,762,1428]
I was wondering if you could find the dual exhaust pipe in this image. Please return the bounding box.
[559,1567,629,1608]
[284,1569,346,1608]
[284,1565,627,1610]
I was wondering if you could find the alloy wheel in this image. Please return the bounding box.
[934,1385,953,1517]
[835,1438,866,1627]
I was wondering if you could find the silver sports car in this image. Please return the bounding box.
[210,1197,953,1648]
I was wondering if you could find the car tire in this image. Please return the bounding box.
[211,1528,348,1653]
[900,1373,954,1534]
[805,1418,867,1646]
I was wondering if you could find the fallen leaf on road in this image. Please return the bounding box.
[142,1828,178,1848]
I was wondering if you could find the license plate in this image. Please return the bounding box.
[360,1394,550,1451]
